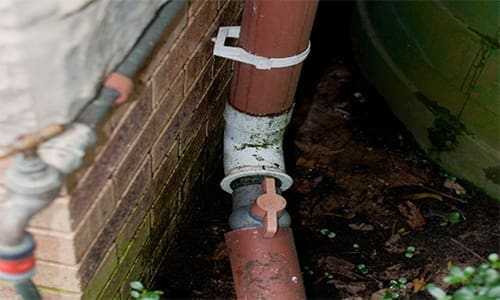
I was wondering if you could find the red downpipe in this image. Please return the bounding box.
[230,0,318,115]
[225,0,318,299]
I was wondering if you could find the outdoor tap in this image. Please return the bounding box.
[0,153,61,300]
[0,153,62,246]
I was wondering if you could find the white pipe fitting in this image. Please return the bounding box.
[220,103,294,193]
[37,122,96,174]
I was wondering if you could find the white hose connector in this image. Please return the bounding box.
[37,123,96,174]
[220,103,294,193]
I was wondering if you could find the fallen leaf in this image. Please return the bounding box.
[348,223,375,231]
[296,156,317,169]
[402,192,442,201]
[384,234,405,254]
[370,288,390,300]
[381,264,402,280]
[212,242,227,260]
[317,256,357,280]
[413,277,427,293]
[398,201,426,230]
[329,280,366,294]
[443,179,466,194]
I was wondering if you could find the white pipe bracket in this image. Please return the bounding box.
[212,26,310,70]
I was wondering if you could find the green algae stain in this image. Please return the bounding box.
[415,92,470,154]
[484,166,500,185]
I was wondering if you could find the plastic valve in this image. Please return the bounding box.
[253,177,287,238]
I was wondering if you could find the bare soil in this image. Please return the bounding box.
[153,2,499,299]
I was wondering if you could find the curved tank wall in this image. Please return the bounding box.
[352,0,499,199]
[0,0,167,146]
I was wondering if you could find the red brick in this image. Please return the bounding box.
[82,244,119,300]
[188,0,203,17]
[219,0,244,26]
[150,71,185,169]
[155,67,185,108]
[34,260,80,292]
[153,0,217,99]
[98,215,150,300]
[185,23,218,91]
[30,228,76,265]
[79,156,152,289]
[140,5,188,82]
[69,84,152,229]
[29,196,72,233]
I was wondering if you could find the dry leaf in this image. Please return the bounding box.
[317,256,357,280]
[296,156,316,169]
[370,288,391,300]
[443,179,467,194]
[212,242,227,260]
[403,192,442,201]
[413,278,427,293]
[329,280,366,294]
[348,223,375,231]
[398,201,426,230]
[384,234,405,254]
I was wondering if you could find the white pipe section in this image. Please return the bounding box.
[37,122,96,174]
[220,103,294,193]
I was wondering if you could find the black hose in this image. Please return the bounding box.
[14,280,41,300]
[76,0,188,128]
[116,0,188,77]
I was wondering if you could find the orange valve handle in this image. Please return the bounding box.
[253,177,287,238]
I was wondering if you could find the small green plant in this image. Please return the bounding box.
[426,253,500,300]
[357,263,369,275]
[405,246,416,258]
[383,277,408,299]
[303,265,314,276]
[441,212,461,226]
[130,281,164,300]
[353,91,365,103]
[320,228,336,239]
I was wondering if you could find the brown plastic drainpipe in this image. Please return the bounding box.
[225,0,318,299]
[230,0,318,115]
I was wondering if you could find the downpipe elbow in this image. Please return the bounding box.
[220,103,294,193]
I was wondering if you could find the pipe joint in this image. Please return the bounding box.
[220,103,294,193]
[0,234,36,282]
[229,178,291,231]
[5,154,61,199]
[0,154,61,246]
[38,122,96,174]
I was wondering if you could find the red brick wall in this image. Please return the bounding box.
[0,0,243,298]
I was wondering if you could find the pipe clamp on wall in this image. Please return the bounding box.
[212,26,311,70]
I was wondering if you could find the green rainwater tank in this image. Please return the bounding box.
[352,0,499,199]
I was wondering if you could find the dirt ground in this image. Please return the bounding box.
[152,2,499,299]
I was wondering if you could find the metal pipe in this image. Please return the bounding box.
[0,1,188,299]
[0,154,61,246]
[13,280,41,300]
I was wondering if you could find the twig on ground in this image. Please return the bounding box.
[419,184,467,203]
[449,237,487,262]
